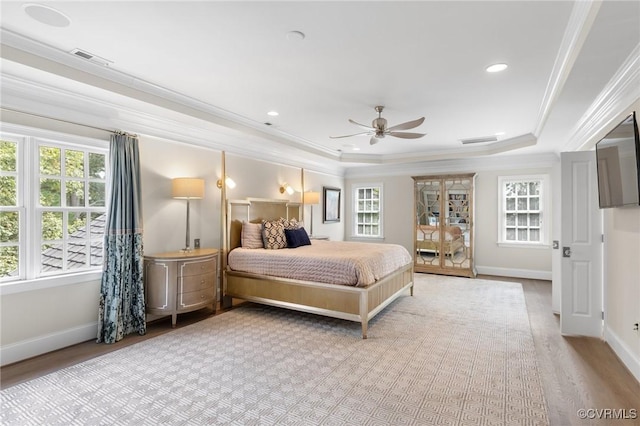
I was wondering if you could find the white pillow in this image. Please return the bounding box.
[241,221,264,249]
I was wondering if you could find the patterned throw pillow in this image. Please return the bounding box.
[281,217,300,230]
[241,221,264,249]
[262,219,287,249]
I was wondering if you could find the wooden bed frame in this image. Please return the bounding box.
[222,198,414,338]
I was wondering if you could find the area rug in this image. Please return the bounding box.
[1,274,548,425]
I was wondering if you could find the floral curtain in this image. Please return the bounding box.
[97,133,146,344]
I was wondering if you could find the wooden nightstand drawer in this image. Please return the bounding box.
[181,259,216,276]
[180,272,215,293]
[179,287,215,308]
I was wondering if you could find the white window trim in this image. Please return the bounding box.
[497,174,551,248]
[350,182,384,240]
[1,123,109,288]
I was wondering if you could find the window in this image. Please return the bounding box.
[0,127,108,283]
[352,184,383,238]
[498,175,550,247]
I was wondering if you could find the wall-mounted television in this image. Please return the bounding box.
[595,111,640,209]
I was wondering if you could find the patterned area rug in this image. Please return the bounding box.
[1,274,548,425]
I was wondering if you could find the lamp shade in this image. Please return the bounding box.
[172,178,205,199]
[303,191,320,204]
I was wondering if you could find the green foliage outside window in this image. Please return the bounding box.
[1,140,19,277]
[0,138,107,279]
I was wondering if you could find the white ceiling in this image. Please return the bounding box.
[1,1,639,173]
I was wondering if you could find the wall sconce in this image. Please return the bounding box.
[216,176,236,189]
[279,183,295,195]
[303,191,320,236]
[172,177,205,252]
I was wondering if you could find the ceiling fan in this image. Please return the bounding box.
[330,106,426,145]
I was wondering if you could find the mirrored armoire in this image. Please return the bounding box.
[413,173,476,277]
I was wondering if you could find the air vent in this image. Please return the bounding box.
[69,49,112,66]
[460,135,498,145]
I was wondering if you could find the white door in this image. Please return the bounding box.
[560,151,603,337]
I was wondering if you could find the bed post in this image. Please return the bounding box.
[360,292,368,339]
[220,151,230,309]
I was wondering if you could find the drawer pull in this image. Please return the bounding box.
[201,295,205,299]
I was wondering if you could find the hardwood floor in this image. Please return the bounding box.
[2,275,639,425]
[486,275,640,426]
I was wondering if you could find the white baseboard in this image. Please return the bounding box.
[1,322,97,367]
[604,325,640,383]
[476,265,552,281]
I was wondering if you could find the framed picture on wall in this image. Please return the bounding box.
[323,186,341,223]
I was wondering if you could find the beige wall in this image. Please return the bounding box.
[604,196,640,378]
[1,279,100,342]
[139,136,223,255]
[344,175,414,252]
[345,168,554,277]
[475,168,553,276]
[224,153,345,240]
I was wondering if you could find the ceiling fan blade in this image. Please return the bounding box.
[348,119,375,131]
[386,117,425,132]
[370,136,379,145]
[388,132,426,139]
[329,131,373,139]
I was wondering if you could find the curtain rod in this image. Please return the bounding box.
[1,107,136,136]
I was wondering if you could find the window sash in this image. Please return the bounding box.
[498,175,549,246]
[353,184,383,238]
[0,129,108,283]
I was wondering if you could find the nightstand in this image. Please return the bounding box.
[144,248,218,327]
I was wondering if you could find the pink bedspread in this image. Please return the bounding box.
[227,240,412,287]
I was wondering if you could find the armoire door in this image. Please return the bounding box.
[413,174,476,277]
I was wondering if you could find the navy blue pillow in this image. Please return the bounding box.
[285,227,311,248]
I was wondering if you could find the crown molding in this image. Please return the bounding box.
[0,29,339,159]
[533,0,602,137]
[344,152,559,179]
[0,72,346,176]
[339,133,537,165]
[562,42,640,152]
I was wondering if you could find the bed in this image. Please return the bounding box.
[416,224,465,257]
[222,198,414,338]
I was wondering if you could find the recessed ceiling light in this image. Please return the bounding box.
[495,131,506,136]
[486,63,508,73]
[286,30,305,41]
[267,111,279,117]
[23,3,71,27]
